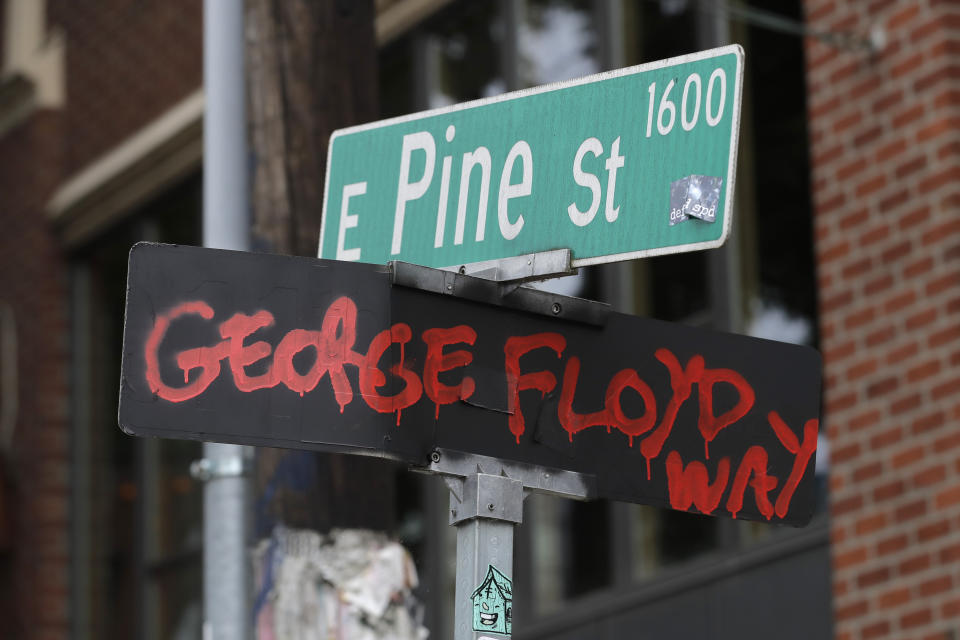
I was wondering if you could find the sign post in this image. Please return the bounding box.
[428,452,593,639]
[117,47,822,639]
[120,241,821,637]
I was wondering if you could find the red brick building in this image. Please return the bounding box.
[0,2,201,637]
[805,1,960,638]
[0,0,955,638]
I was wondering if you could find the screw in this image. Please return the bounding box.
[552,302,562,315]
[430,450,441,463]
[487,503,496,511]
[446,284,453,290]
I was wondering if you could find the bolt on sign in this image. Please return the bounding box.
[318,45,744,268]
[120,243,822,526]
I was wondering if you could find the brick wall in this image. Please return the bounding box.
[0,2,201,639]
[804,0,960,638]
[48,0,202,175]
[0,112,69,640]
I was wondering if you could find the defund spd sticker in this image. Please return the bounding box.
[670,175,722,225]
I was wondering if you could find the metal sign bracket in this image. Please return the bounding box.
[444,248,576,284]
[389,252,610,327]
[390,254,605,638]
[422,450,595,639]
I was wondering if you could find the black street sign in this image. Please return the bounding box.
[120,243,822,525]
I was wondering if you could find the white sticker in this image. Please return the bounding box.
[670,175,722,225]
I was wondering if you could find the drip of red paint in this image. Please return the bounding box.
[726,446,777,520]
[696,367,755,461]
[639,349,701,479]
[665,451,730,515]
[422,325,477,419]
[504,333,565,444]
[558,357,613,442]
[357,322,422,418]
[605,368,657,444]
[768,412,819,519]
[144,301,228,402]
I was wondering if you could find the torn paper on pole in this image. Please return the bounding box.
[253,527,429,640]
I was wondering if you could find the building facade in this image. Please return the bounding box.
[805,1,960,638]
[0,0,955,638]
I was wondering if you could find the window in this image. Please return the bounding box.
[72,174,203,640]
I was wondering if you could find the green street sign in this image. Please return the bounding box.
[319,45,743,269]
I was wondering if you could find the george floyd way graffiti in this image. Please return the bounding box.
[119,243,822,526]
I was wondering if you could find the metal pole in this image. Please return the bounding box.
[697,0,743,337]
[451,473,522,640]
[202,1,250,638]
[427,450,594,640]
[204,0,249,252]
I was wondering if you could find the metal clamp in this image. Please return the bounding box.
[390,260,610,327]
[190,456,249,482]
[444,249,576,283]
[449,472,524,525]
[425,449,596,523]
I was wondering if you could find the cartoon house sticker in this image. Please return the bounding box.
[472,565,513,635]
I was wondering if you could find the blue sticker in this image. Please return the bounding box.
[472,565,512,635]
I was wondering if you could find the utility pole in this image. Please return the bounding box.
[202,1,251,639]
[244,0,397,535]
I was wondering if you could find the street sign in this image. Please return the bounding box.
[120,243,821,526]
[318,45,743,269]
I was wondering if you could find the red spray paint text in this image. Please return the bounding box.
[145,297,818,521]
